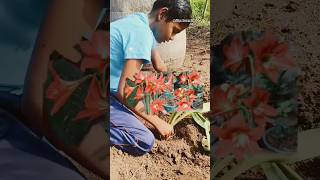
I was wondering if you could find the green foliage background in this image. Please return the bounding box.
[190,0,210,26]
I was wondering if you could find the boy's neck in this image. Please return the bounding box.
[148,14,156,29]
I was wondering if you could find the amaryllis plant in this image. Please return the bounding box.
[125,71,204,115]
[211,31,300,160]
[125,70,211,151]
[45,28,108,145]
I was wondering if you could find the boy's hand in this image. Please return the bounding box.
[157,62,168,72]
[154,119,174,139]
[151,49,168,73]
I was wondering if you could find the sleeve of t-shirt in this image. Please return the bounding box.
[152,36,157,49]
[123,28,153,64]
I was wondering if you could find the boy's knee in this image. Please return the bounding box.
[136,130,155,155]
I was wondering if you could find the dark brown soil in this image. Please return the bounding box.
[111,122,210,180]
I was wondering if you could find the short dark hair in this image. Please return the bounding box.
[151,0,192,24]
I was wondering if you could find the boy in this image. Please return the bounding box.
[110,0,192,155]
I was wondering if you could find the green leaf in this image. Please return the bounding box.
[145,93,151,115]
[261,162,289,180]
[191,112,209,130]
[201,102,210,113]
[201,136,210,151]
[126,87,139,108]
[170,111,194,126]
[276,162,303,180]
[168,112,176,124]
[192,112,210,151]
[169,111,183,125]
[126,78,137,87]
[44,56,94,146]
[277,99,295,117]
[45,77,92,146]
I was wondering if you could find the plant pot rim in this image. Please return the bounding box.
[263,127,296,153]
[163,103,178,108]
[163,104,178,113]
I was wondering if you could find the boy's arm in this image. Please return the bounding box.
[21,0,108,178]
[150,49,168,72]
[116,59,173,138]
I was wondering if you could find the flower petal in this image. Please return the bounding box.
[50,85,77,115]
[260,103,278,117]
[248,126,265,141]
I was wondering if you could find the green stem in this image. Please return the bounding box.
[143,93,147,114]
[146,93,151,115]
[276,162,304,180]
[169,111,183,125]
[171,111,194,126]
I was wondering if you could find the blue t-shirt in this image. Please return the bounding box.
[110,13,156,93]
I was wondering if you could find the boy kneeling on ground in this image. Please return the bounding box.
[110,0,192,155]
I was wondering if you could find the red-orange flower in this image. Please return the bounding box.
[46,62,85,115]
[177,98,192,111]
[174,88,187,99]
[188,71,201,86]
[189,95,197,103]
[186,89,195,95]
[145,83,157,96]
[186,89,196,103]
[79,31,108,74]
[74,77,107,122]
[249,32,295,83]
[144,74,159,95]
[145,73,157,83]
[134,72,146,84]
[213,113,264,160]
[179,74,188,84]
[164,73,174,91]
[154,73,166,94]
[124,86,134,98]
[243,87,278,126]
[134,87,144,100]
[211,84,244,116]
[223,37,249,73]
[150,99,165,115]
